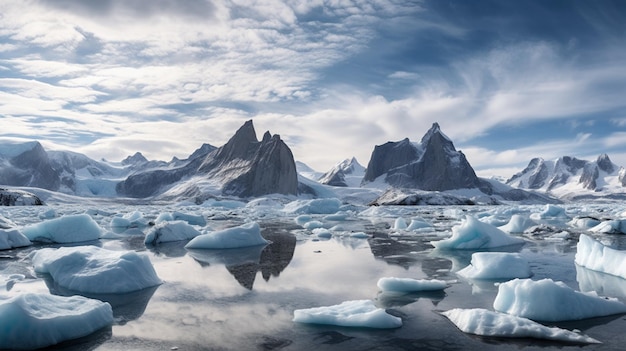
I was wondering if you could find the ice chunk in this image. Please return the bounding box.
[201,199,246,209]
[457,252,531,280]
[283,198,341,214]
[303,220,324,230]
[0,228,31,250]
[406,218,433,231]
[293,300,402,329]
[312,228,332,238]
[431,216,525,250]
[349,232,369,238]
[589,220,626,234]
[22,214,102,243]
[0,293,114,350]
[498,215,535,233]
[531,204,569,220]
[155,211,206,226]
[442,308,600,344]
[185,222,268,249]
[30,246,162,294]
[377,277,448,292]
[110,210,149,229]
[575,234,626,279]
[144,220,201,245]
[569,217,601,230]
[393,217,408,230]
[493,278,626,321]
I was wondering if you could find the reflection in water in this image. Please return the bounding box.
[376,290,446,308]
[367,235,423,269]
[430,243,525,272]
[43,277,159,324]
[46,326,112,351]
[576,264,626,302]
[188,228,296,290]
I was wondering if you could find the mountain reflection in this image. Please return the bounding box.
[188,227,296,290]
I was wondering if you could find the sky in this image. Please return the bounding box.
[1,0,626,179]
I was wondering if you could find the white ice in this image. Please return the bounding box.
[575,234,626,279]
[442,308,600,344]
[283,198,341,214]
[185,222,268,249]
[0,228,31,250]
[30,246,162,293]
[431,216,525,250]
[498,214,536,233]
[589,220,626,234]
[22,214,102,243]
[377,277,448,292]
[293,300,402,329]
[493,278,626,321]
[110,210,149,229]
[144,220,201,245]
[457,252,532,280]
[155,211,206,226]
[0,293,114,350]
[530,204,569,220]
[569,217,601,230]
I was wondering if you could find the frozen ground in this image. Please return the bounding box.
[2,200,626,350]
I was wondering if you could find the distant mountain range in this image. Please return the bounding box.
[507,154,626,200]
[1,120,623,204]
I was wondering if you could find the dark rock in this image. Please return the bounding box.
[580,163,599,190]
[0,188,44,206]
[0,141,60,191]
[121,152,148,166]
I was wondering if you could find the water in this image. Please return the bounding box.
[2,204,626,350]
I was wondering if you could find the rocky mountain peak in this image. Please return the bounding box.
[121,152,148,166]
[596,153,615,173]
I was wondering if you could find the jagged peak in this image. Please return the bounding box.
[231,119,258,144]
[121,152,148,165]
[596,153,615,173]
[262,131,272,143]
[420,122,453,146]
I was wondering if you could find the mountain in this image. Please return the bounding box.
[507,154,626,200]
[318,157,365,187]
[362,123,481,190]
[117,120,298,198]
[0,187,44,206]
[360,123,558,205]
[0,141,61,191]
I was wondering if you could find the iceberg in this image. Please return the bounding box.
[155,211,207,226]
[377,277,448,292]
[493,278,626,321]
[185,222,268,249]
[0,228,31,250]
[293,300,402,329]
[575,234,626,279]
[144,220,201,245]
[22,214,102,243]
[30,246,162,294]
[283,198,341,215]
[442,308,600,344]
[0,293,114,350]
[431,216,525,250]
[498,214,535,233]
[457,252,532,280]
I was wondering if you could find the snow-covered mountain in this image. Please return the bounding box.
[362,123,481,191]
[0,141,60,191]
[117,120,298,199]
[507,154,626,200]
[318,157,366,187]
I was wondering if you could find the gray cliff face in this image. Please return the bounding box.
[362,123,480,191]
[579,163,599,190]
[597,154,615,173]
[0,142,60,191]
[619,167,626,187]
[118,120,298,198]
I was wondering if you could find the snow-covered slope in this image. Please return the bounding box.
[318,157,366,187]
[507,154,626,200]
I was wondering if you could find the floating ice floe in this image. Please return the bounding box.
[144,220,201,245]
[457,252,532,280]
[576,234,626,279]
[0,228,31,250]
[493,278,626,321]
[155,211,206,226]
[377,277,448,292]
[431,216,525,250]
[30,246,162,294]
[589,220,626,234]
[498,214,536,233]
[569,216,602,230]
[22,214,102,243]
[0,293,114,350]
[442,308,600,344]
[324,211,350,221]
[185,222,268,249]
[110,210,149,229]
[393,217,408,230]
[312,228,332,238]
[531,204,569,220]
[293,300,402,329]
[283,198,341,215]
